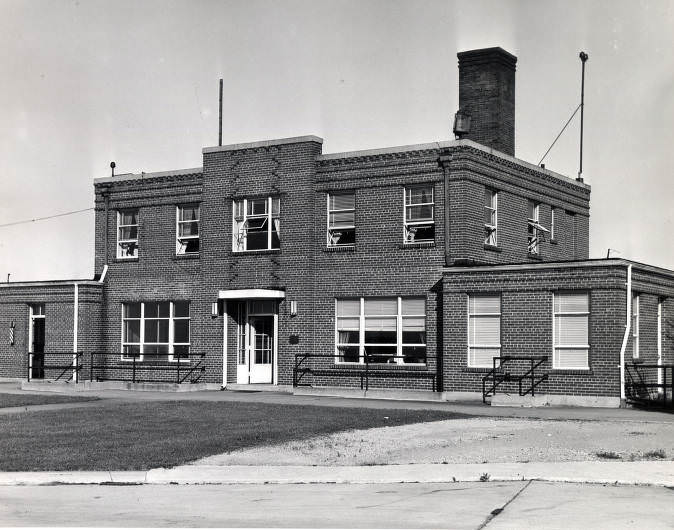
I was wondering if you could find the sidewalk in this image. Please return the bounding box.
[2,381,673,423]
[0,461,672,487]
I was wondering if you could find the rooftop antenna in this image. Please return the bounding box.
[110,161,116,178]
[577,51,589,182]
[218,78,223,146]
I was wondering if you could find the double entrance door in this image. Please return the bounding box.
[236,300,276,384]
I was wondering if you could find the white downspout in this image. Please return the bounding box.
[619,264,632,402]
[73,282,79,383]
[222,302,228,389]
[657,298,663,393]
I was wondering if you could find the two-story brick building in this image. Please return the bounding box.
[1,47,672,406]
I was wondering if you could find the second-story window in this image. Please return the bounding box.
[527,201,543,255]
[404,185,434,243]
[484,189,498,246]
[233,197,280,252]
[117,209,139,259]
[327,193,355,247]
[176,204,200,255]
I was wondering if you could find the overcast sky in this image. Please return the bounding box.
[1,0,672,281]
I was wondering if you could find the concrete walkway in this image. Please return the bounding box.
[0,461,672,487]
[2,381,673,423]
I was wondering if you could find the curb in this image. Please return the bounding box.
[0,462,672,487]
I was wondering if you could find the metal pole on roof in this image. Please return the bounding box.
[218,79,223,146]
[577,51,589,182]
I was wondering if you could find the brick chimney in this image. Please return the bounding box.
[457,47,517,156]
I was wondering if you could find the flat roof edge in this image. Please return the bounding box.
[0,280,103,288]
[443,258,674,277]
[203,135,323,154]
[94,167,203,185]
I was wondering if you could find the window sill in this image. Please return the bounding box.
[324,245,355,252]
[333,363,428,370]
[173,253,200,260]
[113,257,139,263]
[550,239,558,245]
[400,242,435,249]
[527,253,542,261]
[550,368,592,374]
[462,366,494,373]
[232,249,281,256]
[484,244,502,253]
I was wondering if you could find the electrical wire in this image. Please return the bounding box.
[538,103,582,166]
[0,207,94,228]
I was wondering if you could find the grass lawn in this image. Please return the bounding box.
[0,393,98,409]
[0,400,469,471]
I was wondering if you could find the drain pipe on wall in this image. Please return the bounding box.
[73,282,79,384]
[618,263,632,404]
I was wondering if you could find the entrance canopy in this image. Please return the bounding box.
[218,288,286,300]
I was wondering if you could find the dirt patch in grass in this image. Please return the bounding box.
[0,393,98,409]
[0,400,468,471]
[199,417,674,466]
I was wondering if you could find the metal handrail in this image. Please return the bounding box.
[482,356,548,403]
[625,363,673,409]
[89,352,207,384]
[27,352,83,383]
[293,353,437,391]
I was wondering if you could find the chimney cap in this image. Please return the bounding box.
[457,47,517,69]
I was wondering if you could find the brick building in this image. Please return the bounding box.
[1,47,672,406]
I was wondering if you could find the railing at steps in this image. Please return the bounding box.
[293,353,438,392]
[625,363,673,409]
[482,356,548,404]
[89,352,206,384]
[26,352,83,383]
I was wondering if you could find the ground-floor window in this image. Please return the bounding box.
[553,292,589,369]
[122,301,190,361]
[335,297,426,364]
[467,294,501,367]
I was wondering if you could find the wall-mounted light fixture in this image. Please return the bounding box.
[9,321,15,346]
[289,301,298,317]
[211,302,219,319]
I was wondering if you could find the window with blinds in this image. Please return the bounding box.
[335,297,426,364]
[553,292,589,369]
[467,294,501,367]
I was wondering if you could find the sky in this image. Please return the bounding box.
[0,0,672,281]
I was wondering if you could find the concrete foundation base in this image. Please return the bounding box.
[490,393,621,408]
[293,386,445,402]
[441,391,483,403]
[21,380,221,393]
[225,384,292,393]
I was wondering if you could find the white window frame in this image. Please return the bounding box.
[403,185,435,244]
[632,294,640,359]
[334,297,427,365]
[232,197,280,252]
[550,207,556,241]
[552,291,590,370]
[484,189,498,246]
[467,294,501,368]
[527,201,546,255]
[117,209,139,259]
[327,192,355,247]
[176,204,200,255]
[121,301,190,362]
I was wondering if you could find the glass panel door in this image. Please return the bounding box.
[249,315,273,383]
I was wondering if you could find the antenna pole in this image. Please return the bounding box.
[578,51,588,182]
[218,78,223,147]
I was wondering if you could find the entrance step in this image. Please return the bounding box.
[490,393,621,408]
[225,384,292,393]
[293,386,445,402]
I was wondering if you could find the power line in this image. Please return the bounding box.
[0,207,94,228]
